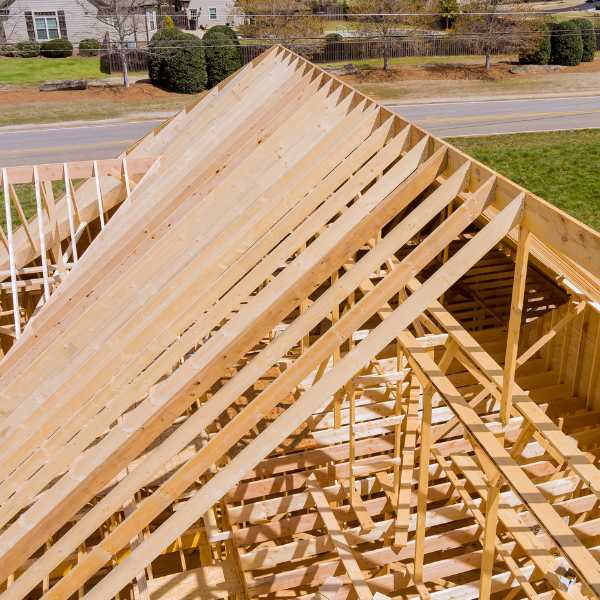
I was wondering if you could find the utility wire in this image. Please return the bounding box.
[0,29,592,54]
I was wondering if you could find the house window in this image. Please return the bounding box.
[34,11,59,41]
[145,9,157,32]
[208,7,217,19]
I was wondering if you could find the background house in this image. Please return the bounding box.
[0,0,159,45]
[182,0,240,31]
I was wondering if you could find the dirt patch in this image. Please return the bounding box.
[344,62,514,85]
[0,82,193,105]
[569,59,600,73]
[341,58,600,86]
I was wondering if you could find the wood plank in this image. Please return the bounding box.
[306,474,372,600]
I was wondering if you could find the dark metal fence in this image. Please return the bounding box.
[100,30,600,73]
[239,35,520,66]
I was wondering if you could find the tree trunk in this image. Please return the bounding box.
[485,52,491,71]
[383,36,389,71]
[122,47,130,89]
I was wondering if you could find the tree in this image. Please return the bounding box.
[571,17,596,62]
[234,0,324,39]
[348,0,428,71]
[148,27,207,93]
[519,20,550,65]
[549,20,583,66]
[439,0,460,30]
[456,0,531,70]
[203,27,243,88]
[207,24,241,44]
[82,0,142,88]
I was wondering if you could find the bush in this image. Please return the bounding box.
[571,17,596,62]
[79,38,100,57]
[0,44,14,57]
[148,28,207,93]
[203,27,242,87]
[15,41,40,58]
[205,25,239,45]
[549,20,583,66]
[519,21,550,64]
[40,38,73,58]
[164,15,175,29]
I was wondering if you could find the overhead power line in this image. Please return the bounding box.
[0,29,591,54]
[3,8,599,17]
[237,10,600,16]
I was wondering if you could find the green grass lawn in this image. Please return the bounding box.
[320,54,516,69]
[0,56,111,85]
[448,129,600,231]
[0,182,66,230]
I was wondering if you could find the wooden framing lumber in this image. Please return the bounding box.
[56,196,524,600]
[306,474,372,600]
[501,226,531,424]
[398,329,600,597]
[1,45,600,600]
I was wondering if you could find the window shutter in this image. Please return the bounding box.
[57,10,68,39]
[24,11,35,41]
[0,10,7,43]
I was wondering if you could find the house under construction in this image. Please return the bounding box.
[1,46,600,600]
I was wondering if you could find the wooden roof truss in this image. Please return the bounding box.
[1,46,600,599]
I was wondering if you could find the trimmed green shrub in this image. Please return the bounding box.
[571,17,596,62]
[79,38,100,57]
[148,28,171,81]
[519,21,550,64]
[148,28,207,93]
[0,44,15,57]
[15,41,40,57]
[40,38,73,58]
[549,20,583,66]
[203,27,242,87]
[205,25,239,45]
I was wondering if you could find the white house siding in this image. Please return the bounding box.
[0,0,158,45]
[186,0,240,29]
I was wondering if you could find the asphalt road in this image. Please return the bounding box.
[0,95,599,166]
[0,119,165,167]
[389,95,600,138]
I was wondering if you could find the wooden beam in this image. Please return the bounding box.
[406,277,600,499]
[398,329,600,597]
[306,475,372,600]
[69,196,523,600]
[501,226,531,424]
[395,373,419,546]
[414,385,433,583]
